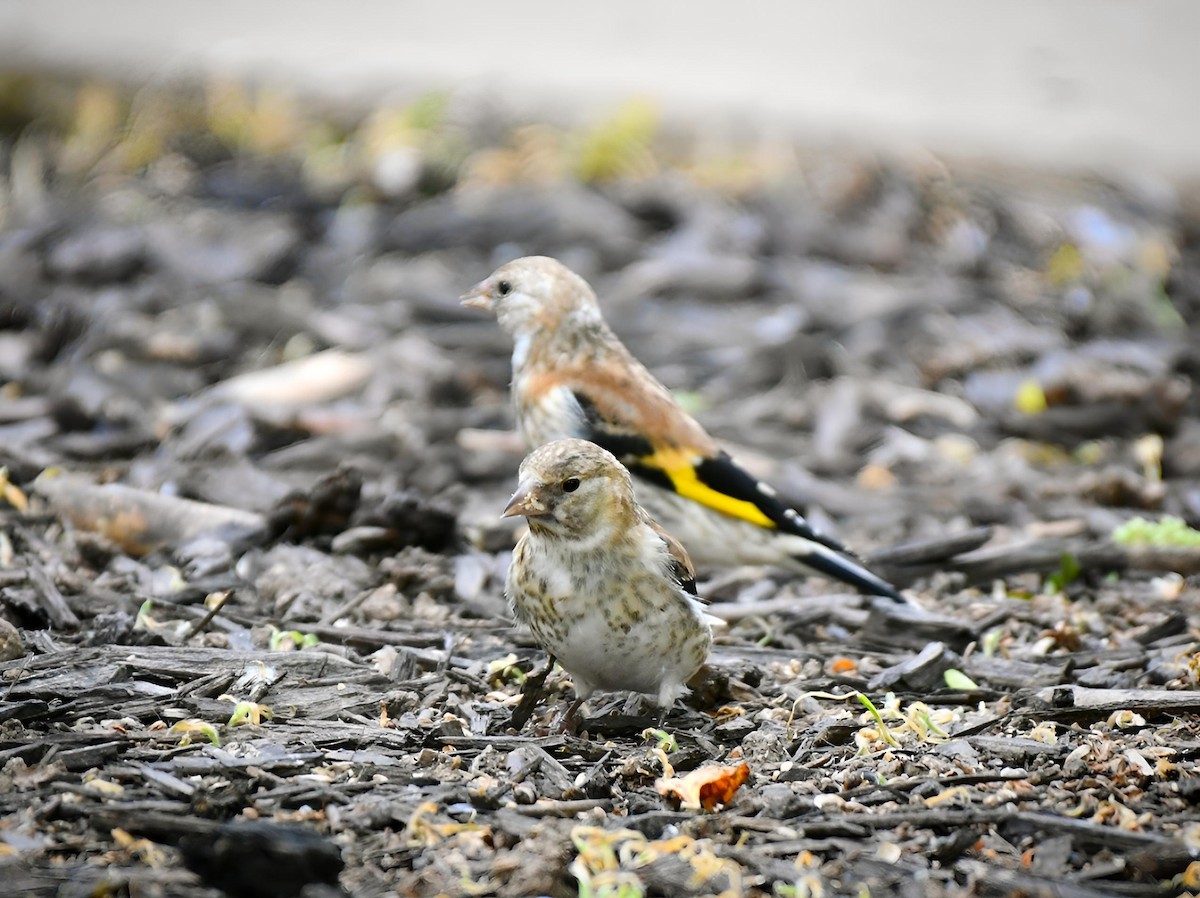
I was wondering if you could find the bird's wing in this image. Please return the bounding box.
[559,378,853,556]
[645,515,698,596]
[519,359,906,602]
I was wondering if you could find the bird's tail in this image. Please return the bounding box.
[793,540,906,603]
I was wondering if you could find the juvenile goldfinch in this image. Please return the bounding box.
[503,439,714,709]
[463,255,905,602]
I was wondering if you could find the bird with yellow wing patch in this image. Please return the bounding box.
[463,255,906,603]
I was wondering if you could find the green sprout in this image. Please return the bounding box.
[1044,552,1081,594]
[640,728,678,754]
[943,669,979,691]
[856,694,900,748]
[168,719,221,747]
[1113,515,1200,548]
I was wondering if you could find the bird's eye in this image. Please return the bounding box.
[496,280,512,296]
[562,477,581,493]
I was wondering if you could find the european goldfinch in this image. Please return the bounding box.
[463,255,905,602]
[504,439,713,708]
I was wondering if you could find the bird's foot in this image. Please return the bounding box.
[556,697,586,736]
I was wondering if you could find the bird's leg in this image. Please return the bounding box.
[558,696,586,736]
[653,703,673,729]
[647,696,689,731]
[625,693,671,728]
[509,654,556,732]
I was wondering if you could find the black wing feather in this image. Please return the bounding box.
[692,452,852,555]
[572,392,678,490]
[573,390,853,554]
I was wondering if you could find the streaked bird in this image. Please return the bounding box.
[463,255,905,602]
[503,439,714,712]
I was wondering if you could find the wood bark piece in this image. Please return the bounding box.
[869,526,994,567]
[21,566,80,629]
[933,537,1200,584]
[1032,685,1200,716]
[205,348,372,410]
[868,641,957,691]
[33,470,267,556]
[0,645,369,704]
[957,860,1144,898]
[861,603,978,652]
[965,736,1068,761]
[962,655,1070,690]
[853,808,1177,853]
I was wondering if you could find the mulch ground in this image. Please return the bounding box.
[1,76,1199,897]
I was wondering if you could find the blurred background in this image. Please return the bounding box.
[2,0,1198,181]
[0,0,1197,551]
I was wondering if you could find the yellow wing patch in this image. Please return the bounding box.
[644,448,777,530]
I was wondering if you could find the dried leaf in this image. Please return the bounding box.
[656,762,750,811]
[1029,722,1058,745]
[0,467,28,512]
[111,828,168,867]
[1106,709,1146,729]
[82,777,124,798]
[924,785,970,808]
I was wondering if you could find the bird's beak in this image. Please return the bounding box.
[460,282,493,311]
[502,479,550,518]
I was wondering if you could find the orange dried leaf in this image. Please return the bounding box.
[656,762,750,811]
[856,463,896,491]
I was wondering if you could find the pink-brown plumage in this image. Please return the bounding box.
[464,256,906,601]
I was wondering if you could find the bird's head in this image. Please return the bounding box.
[502,438,635,540]
[461,256,603,341]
